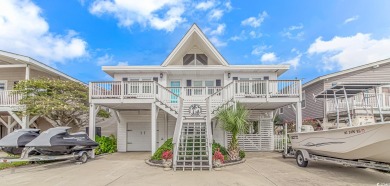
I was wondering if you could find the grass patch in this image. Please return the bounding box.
[0,161,30,170]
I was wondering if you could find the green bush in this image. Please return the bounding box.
[151,138,173,160]
[95,135,117,155]
[212,141,228,156]
[239,150,246,159]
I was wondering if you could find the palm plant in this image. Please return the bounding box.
[216,103,249,160]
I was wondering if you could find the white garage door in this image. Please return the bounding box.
[127,122,151,151]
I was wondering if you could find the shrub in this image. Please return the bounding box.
[95,135,117,155]
[239,150,246,159]
[162,150,173,160]
[212,142,228,156]
[151,138,173,160]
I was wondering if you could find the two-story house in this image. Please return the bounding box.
[0,50,83,139]
[280,58,390,125]
[88,24,302,170]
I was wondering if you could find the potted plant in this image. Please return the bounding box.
[162,150,173,170]
[213,148,224,170]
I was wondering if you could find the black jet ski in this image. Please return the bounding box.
[26,127,98,155]
[0,129,40,155]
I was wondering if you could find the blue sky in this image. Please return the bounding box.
[1,0,390,83]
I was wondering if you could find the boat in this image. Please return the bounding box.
[0,129,40,155]
[289,83,390,164]
[26,127,98,155]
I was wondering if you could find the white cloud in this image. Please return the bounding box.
[282,24,304,40]
[251,45,270,55]
[210,24,226,35]
[210,37,227,47]
[209,9,224,20]
[97,54,114,66]
[344,15,359,24]
[224,1,232,11]
[0,0,87,65]
[195,1,214,10]
[249,31,262,38]
[281,55,301,69]
[261,52,277,62]
[117,61,129,66]
[229,30,247,41]
[89,0,186,32]
[308,33,390,70]
[241,11,268,28]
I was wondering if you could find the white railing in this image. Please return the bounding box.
[206,82,235,114]
[235,80,300,98]
[90,81,155,99]
[326,93,390,113]
[172,97,184,170]
[0,90,23,106]
[155,83,181,111]
[166,87,222,101]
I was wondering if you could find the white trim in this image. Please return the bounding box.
[303,58,390,88]
[161,24,229,67]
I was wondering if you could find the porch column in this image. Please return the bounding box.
[296,102,302,132]
[25,64,30,80]
[89,103,96,158]
[21,115,28,129]
[151,103,157,154]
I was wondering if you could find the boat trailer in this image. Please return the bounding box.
[284,149,390,172]
[0,147,93,164]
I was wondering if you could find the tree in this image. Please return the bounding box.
[216,103,249,160]
[14,78,108,129]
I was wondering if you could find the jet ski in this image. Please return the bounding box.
[0,129,40,155]
[26,127,98,155]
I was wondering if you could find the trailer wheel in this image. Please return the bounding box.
[79,152,88,163]
[296,151,308,167]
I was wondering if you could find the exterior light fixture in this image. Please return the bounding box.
[228,73,231,78]
[160,73,163,78]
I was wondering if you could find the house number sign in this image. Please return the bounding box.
[189,104,202,116]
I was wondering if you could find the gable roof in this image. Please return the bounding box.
[161,23,229,66]
[0,50,84,84]
[303,58,390,88]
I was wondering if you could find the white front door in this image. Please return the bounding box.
[127,122,151,151]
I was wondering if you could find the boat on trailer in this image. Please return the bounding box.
[287,82,390,170]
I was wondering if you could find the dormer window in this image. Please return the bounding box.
[183,54,208,65]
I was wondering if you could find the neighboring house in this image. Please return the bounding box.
[0,50,83,139]
[280,58,390,124]
[88,24,302,169]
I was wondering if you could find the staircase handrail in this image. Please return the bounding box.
[205,97,213,169]
[172,97,184,168]
[205,81,235,114]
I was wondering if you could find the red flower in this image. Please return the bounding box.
[213,148,224,163]
[162,150,173,160]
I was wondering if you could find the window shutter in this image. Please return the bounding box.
[263,76,269,80]
[186,80,192,87]
[216,79,221,86]
[153,77,158,82]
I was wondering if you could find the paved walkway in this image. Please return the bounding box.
[0,152,389,186]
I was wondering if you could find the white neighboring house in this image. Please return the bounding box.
[89,24,303,170]
[0,50,83,138]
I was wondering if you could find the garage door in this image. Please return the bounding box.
[127,122,151,151]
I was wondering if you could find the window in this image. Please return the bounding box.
[302,90,306,108]
[279,107,284,114]
[0,81,7,91]
[205,81,215,95]
[264,76,269,80]
[193,81,203,95]
[183,54,208,66]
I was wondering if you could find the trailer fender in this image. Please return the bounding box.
[296,149,310,161]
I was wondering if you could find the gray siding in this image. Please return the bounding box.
[324,63,390,89]
[279,80,325,122]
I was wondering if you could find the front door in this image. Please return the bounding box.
[170,81,181,103]
[127,122,151,151]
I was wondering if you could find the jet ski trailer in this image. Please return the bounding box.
[285,82,390,171]
[0,149,93,164]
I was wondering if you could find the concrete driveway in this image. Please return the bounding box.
[0,152,389,186]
